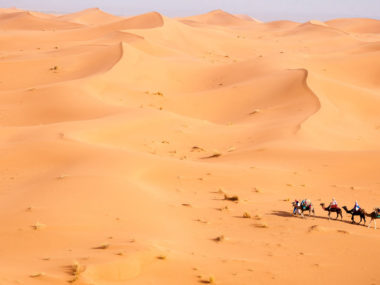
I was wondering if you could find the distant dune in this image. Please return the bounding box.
[0,7,379,285]
[235,14,263,23]
[0,11,82,30]
[326,18,380,33]
[57,7,122,25]
[179,9,257,26]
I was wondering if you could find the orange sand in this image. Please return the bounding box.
[0,7,379,285]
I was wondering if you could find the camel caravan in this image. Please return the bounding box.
[292,199,380,229]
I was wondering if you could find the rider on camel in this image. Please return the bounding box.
[329,197,338,210]
[350,200,360,213]
[293,200,300,214]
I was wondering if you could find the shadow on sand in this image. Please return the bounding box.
[270,210,367,227]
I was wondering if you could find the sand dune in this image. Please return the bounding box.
[0,42,123,90]
[235,14,262,23]
[263,19,298,30]
[180,9,256,27]
[282,21,347,38]
[107,11,165,30]
[0,7,24,14]
[0,11,81,30]
[58,7,122,26]
[326,18,380,34]
[0,7,379,285]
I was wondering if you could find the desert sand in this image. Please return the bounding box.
[0,7,379,285]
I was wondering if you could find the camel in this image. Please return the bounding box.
[292,200,315,217]
[342,206,366,225]
[320,203,343,220]
[365,209,380,229]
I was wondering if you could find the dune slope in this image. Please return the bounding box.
[0,7,379,285]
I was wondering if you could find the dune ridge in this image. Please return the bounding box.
[0,11,82,30]
[180,9,256,27]
[326,18,380,34]
[57,7,122,25]
[0,7,379,285]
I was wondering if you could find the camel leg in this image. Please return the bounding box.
[368,219,372,229]
[328,211,330,220]
[375,219,377,230]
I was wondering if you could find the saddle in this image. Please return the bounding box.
[353,209,362,214]
[300,199,311,210]
[329,206,340,211]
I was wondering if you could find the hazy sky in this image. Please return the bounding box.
[1,0,379,22]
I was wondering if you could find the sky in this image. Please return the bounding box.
[1,0,379,22]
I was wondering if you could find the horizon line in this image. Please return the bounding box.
[1,6,380,23]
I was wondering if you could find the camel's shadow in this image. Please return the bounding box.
[270,210,367,227]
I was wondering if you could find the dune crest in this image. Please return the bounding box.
[109,11,165,30]
[0,10,82,30]
[180,9,256,26]
[308,20,328,27]
[326,18,380,34]
[58,7,122,25]
[235,14,262,23]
